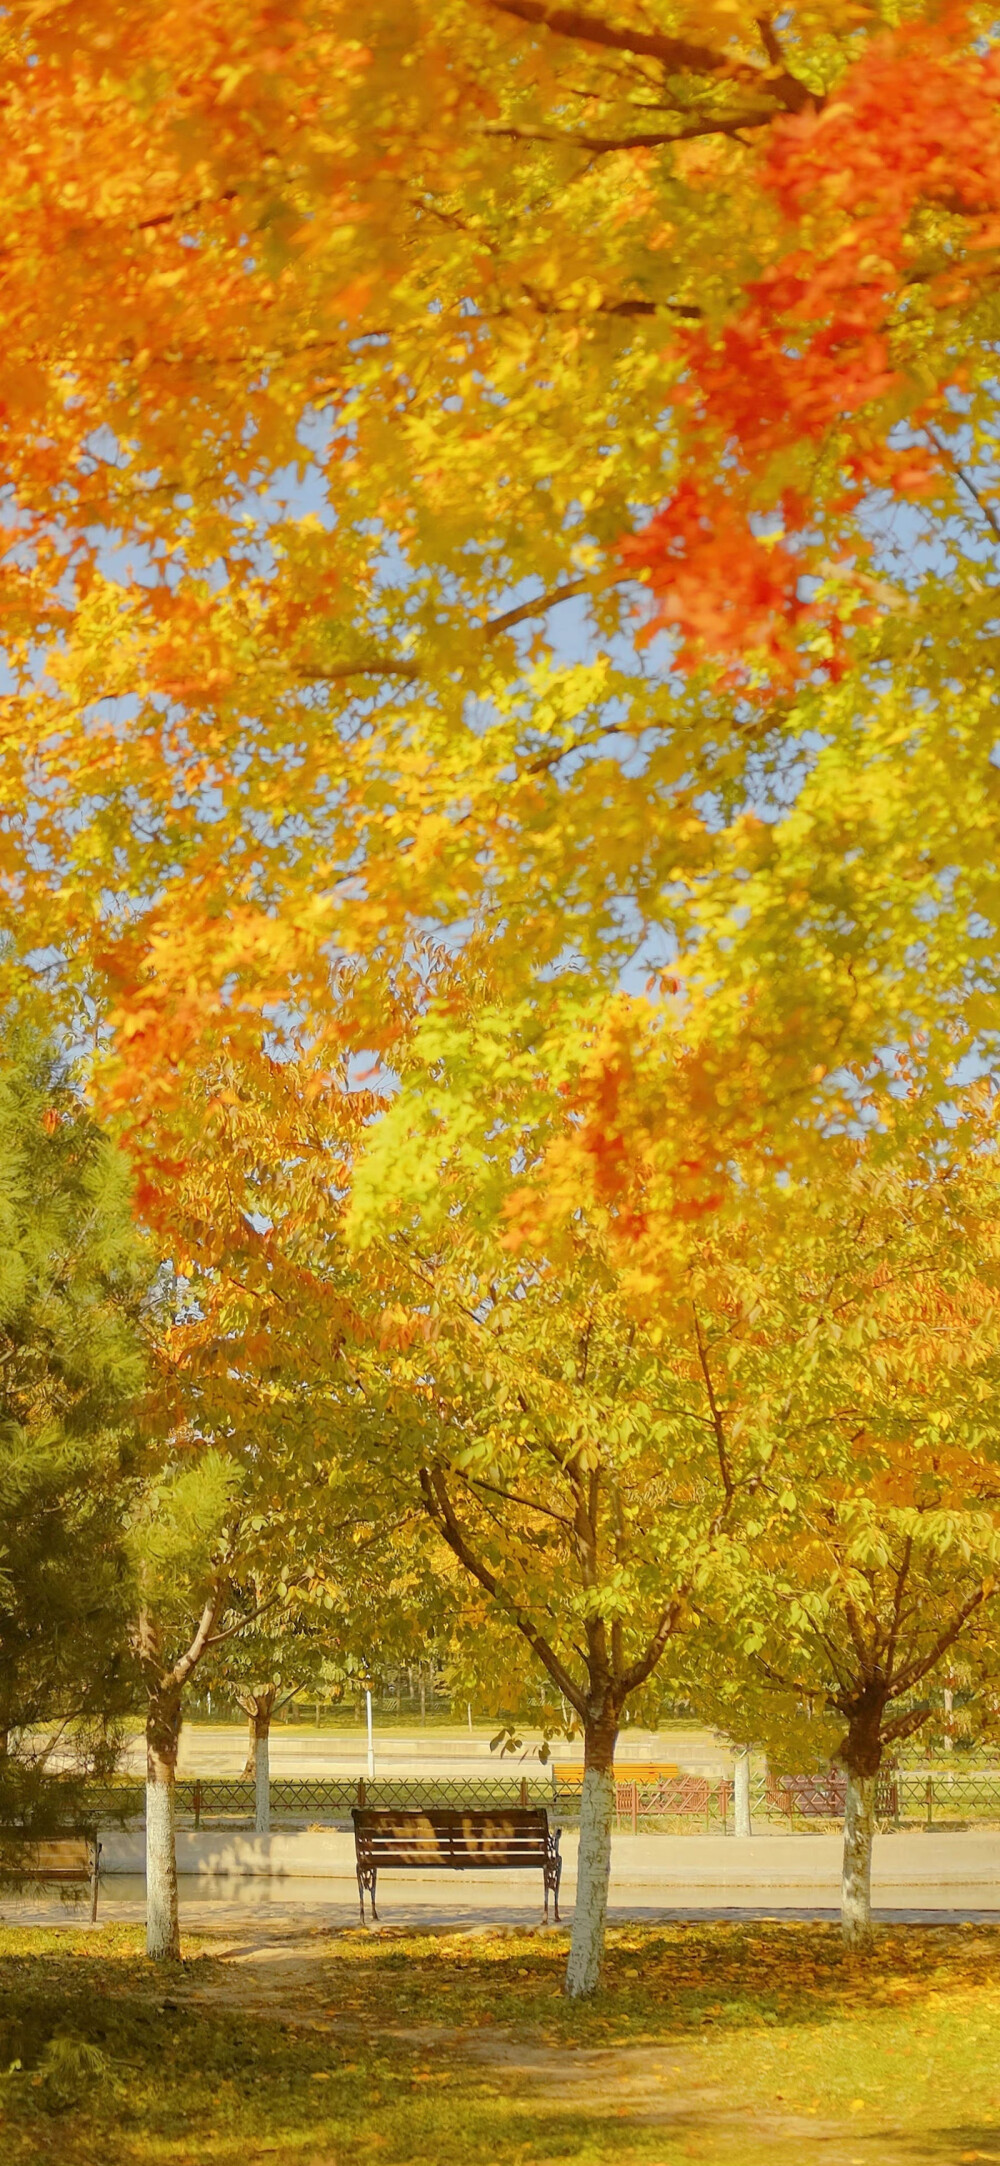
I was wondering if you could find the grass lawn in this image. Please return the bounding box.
[1,1915,998,2164]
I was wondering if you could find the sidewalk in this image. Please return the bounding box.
[99,1825,1000,1889]
[6,1829,1000,1934]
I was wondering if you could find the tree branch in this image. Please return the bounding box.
[465,1471,576,1530]
[484,0,818,111]
[893,1584,994,1696]
[171,1581,229,1690]
[884,1536,914,1678]
[485,0,751,75]
[420,1464,586,1713]
[692,1305,734,1500]
[924,423,1000,546]
[480,110,778,151]
[484,577,595,634]
[618,1592,685,1694]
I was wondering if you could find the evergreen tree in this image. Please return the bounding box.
[0,1023,154,1843]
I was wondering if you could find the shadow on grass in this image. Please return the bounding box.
[2,1921,1000,2164]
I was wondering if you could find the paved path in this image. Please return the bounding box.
[7,1879,1000,1934]
[9,1825,1000,1935]
[97,1826,1000,1888]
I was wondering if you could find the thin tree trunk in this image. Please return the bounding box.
[841,1769,876,1948]
[565,1720,617,1999]
[146,1682,182,1961]
[254,1707,271,1836]
[734,1748,752,1838]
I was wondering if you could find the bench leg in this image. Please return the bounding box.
[544,1840,562,1925]
[357,1865,379,1925]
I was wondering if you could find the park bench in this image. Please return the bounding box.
[554,1761,679,1792]
[1,1833,102,1920]
[351,1806,562,1924]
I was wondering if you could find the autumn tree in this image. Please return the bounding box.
[661,1102,1000,1946]
[0,1021,154,1848]
[348,1045,753,1995]
[204,1591,337,1836]
[0,0,992,1188]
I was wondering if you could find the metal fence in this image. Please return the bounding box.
[89,1763,1000,1832]
[609,1766,1000,1831]
[89,1774,561,1829]
[884,1766,1000,1826]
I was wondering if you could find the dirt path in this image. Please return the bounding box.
[171,1920,896,2162]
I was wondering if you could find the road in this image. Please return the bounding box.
[118,1721,735,1780]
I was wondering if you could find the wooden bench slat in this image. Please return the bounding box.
[0,1832,101,1921]
[27,1840,92,1875]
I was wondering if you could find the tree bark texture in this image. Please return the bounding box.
[254,1721,271,1836]
[146,1683,182,1961]
[841,1769,876,1948]
[565,1723,616,1999]
[734,1748,752,1838]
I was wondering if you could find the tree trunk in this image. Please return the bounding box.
[254,1704,272,1836]
[841,1768,876,1948]
[146,1681,182,1961]
[565,1720,617,1999]
[734,1748,752,1838]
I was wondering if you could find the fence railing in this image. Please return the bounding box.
[87,1764,1000,1831]
[88,1774,561,1828]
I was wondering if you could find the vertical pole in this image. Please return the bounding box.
[631,1780,638,1837]
[193,1779,202,1831]
[366,1688,375,1780]
[520,1777,528,1808]
[944,1687,954,1751]
[734,1750,752,1839]
[467,1702,473,1733]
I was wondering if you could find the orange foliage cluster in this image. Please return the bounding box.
[627,5,1000,678]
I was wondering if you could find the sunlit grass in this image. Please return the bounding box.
[1,1918,999,2161]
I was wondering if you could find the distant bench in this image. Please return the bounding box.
[1,1834,102,1921]
[351,1806,562,1924]
[554,1762,680,1794]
